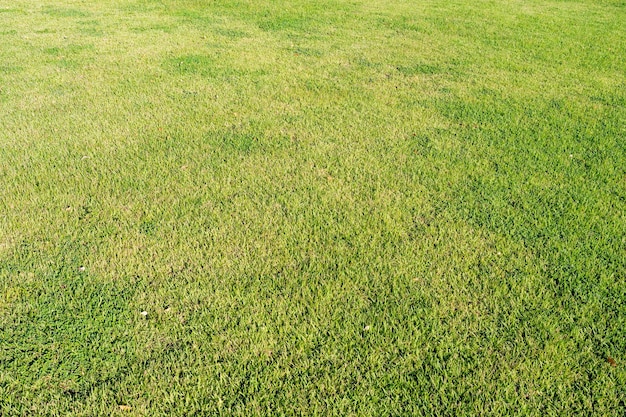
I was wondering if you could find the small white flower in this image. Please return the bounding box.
[364,325,370,331]
[140,311,148,317]
[79,266,85,272]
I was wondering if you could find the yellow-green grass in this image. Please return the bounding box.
[1,0,625,415]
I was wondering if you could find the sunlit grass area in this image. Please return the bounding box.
[1,0,625,415]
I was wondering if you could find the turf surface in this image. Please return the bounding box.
[1,0,625,415]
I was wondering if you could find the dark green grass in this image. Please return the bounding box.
[1,0,625,415]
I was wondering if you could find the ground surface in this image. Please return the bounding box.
[1,0,625,415]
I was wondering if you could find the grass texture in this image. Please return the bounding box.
[1,0,625,415]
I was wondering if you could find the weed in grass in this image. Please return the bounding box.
[43,7,89,18]
[165,54,223,78]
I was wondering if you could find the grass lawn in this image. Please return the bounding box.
[1,0,625,415]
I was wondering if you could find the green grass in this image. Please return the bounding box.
[1,0,625,415]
